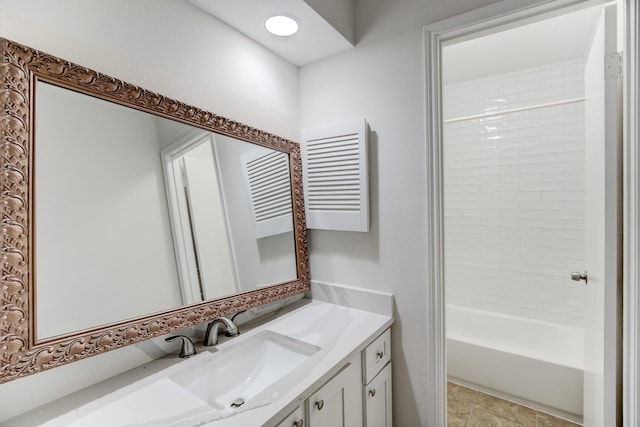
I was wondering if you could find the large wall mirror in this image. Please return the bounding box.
[0,39,309,383]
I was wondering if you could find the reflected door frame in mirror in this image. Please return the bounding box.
[0,38,310,384]
[161,129,242,304]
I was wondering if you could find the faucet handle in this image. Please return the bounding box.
[165,335,197,358]
[225,310,246,337]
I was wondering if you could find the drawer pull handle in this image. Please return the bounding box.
[369,388,376,397]
[376,350,384,359]
[315,400,324,410]
[293,420,304,427]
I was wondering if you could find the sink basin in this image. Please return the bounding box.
[48,331,319,427]
[169,330,320,411]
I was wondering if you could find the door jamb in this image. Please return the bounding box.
[423,1,639,425]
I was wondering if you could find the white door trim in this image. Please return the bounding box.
[623,1,640,425]
[423,0,638,425]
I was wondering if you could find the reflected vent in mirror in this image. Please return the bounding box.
[301,119,369,232]
[242,150,293,238]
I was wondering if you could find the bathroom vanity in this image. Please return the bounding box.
[6,298,393,427]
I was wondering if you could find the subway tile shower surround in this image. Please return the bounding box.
[444,58,586,327]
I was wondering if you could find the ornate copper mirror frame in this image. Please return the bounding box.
[0,39,310,384]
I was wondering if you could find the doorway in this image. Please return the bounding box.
[424,1,631,426]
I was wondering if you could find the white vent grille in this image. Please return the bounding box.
[302,119,369,232]
[306,135,360,211]
[243,150,293,238]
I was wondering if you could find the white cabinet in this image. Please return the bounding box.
[272,328,392,427]
[362,329,392,427]
[307,355,363,427]
[364,363,392,427]
[275,405,305,427]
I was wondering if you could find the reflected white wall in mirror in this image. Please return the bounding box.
[35,82,183,340]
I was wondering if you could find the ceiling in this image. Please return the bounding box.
[443,6,602,84]
[184,2,601,76]
[187,0,354,67]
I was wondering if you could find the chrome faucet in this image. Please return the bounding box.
[203,316,240,346]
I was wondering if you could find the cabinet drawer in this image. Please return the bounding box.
[363,328,391,383]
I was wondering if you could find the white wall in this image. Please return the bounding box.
[443,59,587,327]
[0,0,298,139]
[0,0,299,422]
[298,0,501,425]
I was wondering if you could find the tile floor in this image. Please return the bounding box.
[447,382,582,427]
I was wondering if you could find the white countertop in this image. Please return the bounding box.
[17,299,393,427]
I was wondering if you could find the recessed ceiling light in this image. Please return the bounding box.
[265,15,299,37]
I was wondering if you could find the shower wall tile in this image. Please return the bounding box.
[444,58,586,327]
[444,58,585,120]
[518,67,562,83]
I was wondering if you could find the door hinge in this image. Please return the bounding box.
[605,52,623,79]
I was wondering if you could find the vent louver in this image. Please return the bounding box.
[242,150,293,238]
[302,119,369,232]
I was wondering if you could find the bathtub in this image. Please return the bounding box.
[447,304,584,420]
